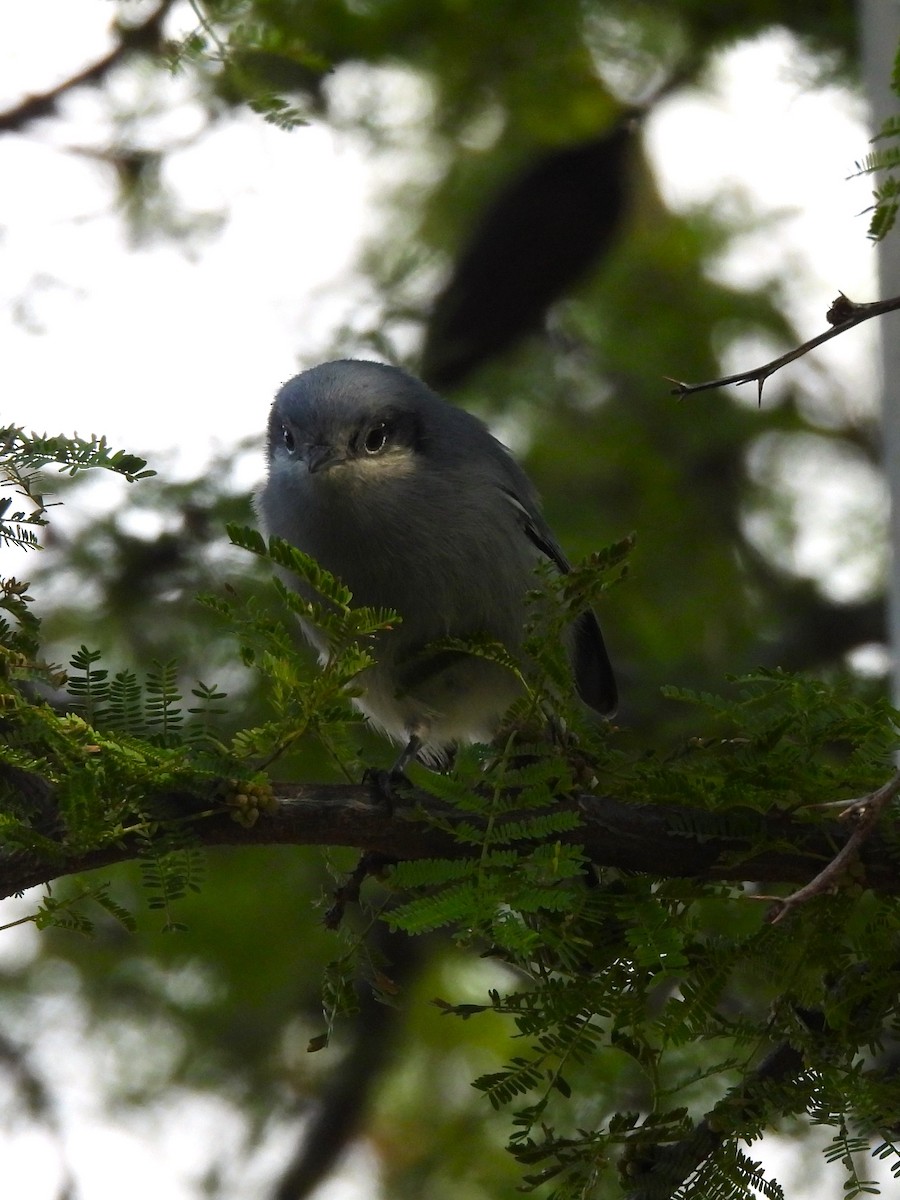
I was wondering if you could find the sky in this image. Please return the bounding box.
[1,4,373,471]
[0,2,895,1197]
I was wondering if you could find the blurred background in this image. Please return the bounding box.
[0,1,895,1196]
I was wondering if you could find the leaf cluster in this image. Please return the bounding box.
[0,427,154,668]
[202,523,399,773]
[853,45,900,240]
[0,433,249,934]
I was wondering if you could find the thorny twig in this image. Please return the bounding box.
[667,292,900,403]
[764,768,900,925]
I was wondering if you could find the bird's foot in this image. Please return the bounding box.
[362,765,413,813]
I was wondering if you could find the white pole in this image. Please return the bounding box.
[860,0,900,703]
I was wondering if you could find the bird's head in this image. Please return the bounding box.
[267,360,437,490]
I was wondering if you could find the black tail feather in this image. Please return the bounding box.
[571,609,617,716]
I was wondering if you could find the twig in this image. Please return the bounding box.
[766,768,900,925]
[667,292,900,403]
[324,851,396,930]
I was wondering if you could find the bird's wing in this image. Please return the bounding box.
[500,485,618,717]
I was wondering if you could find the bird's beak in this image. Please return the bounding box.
[304,444,345,474]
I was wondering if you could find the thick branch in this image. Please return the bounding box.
[668,292,900,402]
[2,783,898,903]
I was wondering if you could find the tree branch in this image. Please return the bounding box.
[667,292,900,402]
[2,782,899,904]
[0,2,173,134]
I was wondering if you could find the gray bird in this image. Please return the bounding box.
[257,359,616,773]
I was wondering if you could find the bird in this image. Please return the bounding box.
[256,359,616,774]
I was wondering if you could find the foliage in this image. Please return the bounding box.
[853,39,900,240]
[202,522,398,772]
[6,420,900,1196]
[1,437,252,935]
[355,671,900,1200]
[5,1,900,1198]
[0,427,155,670]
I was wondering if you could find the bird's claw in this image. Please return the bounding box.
[362,766,412,813]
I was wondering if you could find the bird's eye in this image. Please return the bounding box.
[363,422,389,454]
[282,425,295,453]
